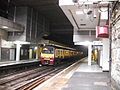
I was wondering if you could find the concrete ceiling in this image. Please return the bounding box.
[10,0,118,46]
[11,0,74,45]
[11,0,72,28]
[59,0,117,45]
[59,1,112,31]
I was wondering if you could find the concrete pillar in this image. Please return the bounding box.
[29,49,32,59]
[16,44,21,61]
[102,39,109,71]
[100,50,103,67]
[0,47,1,61]
[36,47,38,59]
[88,44,92,65]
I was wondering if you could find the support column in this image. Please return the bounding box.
[88,44,92,66]
[0,36,1,61]
[16,44,21,61]
[0,46,1,61]
[29,49,32,59]
[36,47,38,59]
[102,39,109,71]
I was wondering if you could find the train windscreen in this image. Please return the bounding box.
[42,47,54,54]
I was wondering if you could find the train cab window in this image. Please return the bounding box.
[42,47,54,54]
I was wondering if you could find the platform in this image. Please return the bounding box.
[34,57,111,90]
[0,59,39,67]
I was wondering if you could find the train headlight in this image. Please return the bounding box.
[50,58,54,61]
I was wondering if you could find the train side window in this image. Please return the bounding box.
[55,49,58,57]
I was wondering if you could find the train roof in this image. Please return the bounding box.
[39,40,76,50]
[45,44,76,51]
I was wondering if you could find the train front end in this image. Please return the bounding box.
[40,46,54,65]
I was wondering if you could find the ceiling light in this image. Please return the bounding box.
[115,9,118,12]
[2,26,8,29]
[78,0,98,2]
[75,41,91,46]
[76,11,83,15]
[93,9,97,18]
[99,1,110,4]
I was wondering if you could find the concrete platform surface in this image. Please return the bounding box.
[62,72,111,90]
[0,59,39,67]
[34,58,111,90]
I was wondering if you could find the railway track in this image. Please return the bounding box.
[0,61,40,78]
[0,62,74,90]
[16,66,63,90]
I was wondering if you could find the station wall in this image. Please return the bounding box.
[0,29,16,61]
[8,7,50,43]
[111,3,120,89]
[0,5,50,61]
[0,29,7,40]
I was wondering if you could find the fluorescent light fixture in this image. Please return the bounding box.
[78,0,97,2]
[99,1,110,4]
[84,41,91,45]
[75,41,91,46]
[85,2,93,4]
[78,0,116,3]
[76,10,83,15]
[2,26,8,29]
[102,0,117,1]
[115,9,118,12]
[88,0,101,1]
[59,0,74,6]
[14,40,30,44]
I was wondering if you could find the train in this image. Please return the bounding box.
[40,45,82,65]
